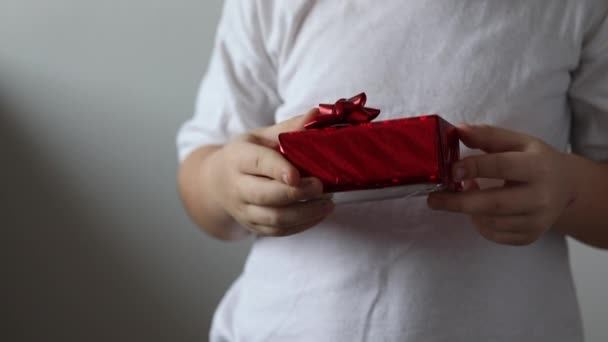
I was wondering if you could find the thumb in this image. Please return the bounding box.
[255,108,320,142]
[457,124,533,153]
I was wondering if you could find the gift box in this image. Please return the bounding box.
[278,93,461,204]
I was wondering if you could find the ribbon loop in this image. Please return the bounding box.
[305,93,381,129]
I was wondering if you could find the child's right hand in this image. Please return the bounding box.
[207,110,335,237]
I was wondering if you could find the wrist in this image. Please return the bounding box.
[179,145,245,240]
[200,146,232,218]
[553,152,599,234]
[200,146,252,240]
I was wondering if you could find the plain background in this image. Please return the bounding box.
[1,1,607,341]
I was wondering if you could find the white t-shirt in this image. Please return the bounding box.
[177,1,608,341]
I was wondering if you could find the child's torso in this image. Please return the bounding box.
[211,1,601,340]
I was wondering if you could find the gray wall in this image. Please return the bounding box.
[1,1,250,341]
[1,1,607,341]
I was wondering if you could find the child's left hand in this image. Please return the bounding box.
[427,124,577,246]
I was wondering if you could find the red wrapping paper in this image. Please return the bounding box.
[278,94,461,195]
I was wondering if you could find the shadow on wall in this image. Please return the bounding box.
[1,87,189,342]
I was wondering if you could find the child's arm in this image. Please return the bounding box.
[178,111,335,241]
[428,9,608,249]
[427,124,608,249]
[177,1,336,240]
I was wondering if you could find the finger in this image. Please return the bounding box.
[471,214,546,234]
[247,223,281,237]
[281,215,328,236]
[246,199,335,229]
[253,215,327,237]
[428,185,537,216]
[255,108,320,142]
[453,152,534,182]
[238,176,324,206]
[237,143,300,185]
[476,225,539,246]
[457,124,535,153]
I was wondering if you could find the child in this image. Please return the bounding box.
[177,1,608,341]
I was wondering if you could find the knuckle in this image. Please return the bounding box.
[521,158,535,180]
[495,155,516,177]
[262,212,279,227]
[232,200,247,217]
[536,162,552,178]
[247,221,268,235]
[527,139,547,152]
[242,223,257,234]
[534,192,553,211]
[530,216,549,233]
[224,181,237,200]
[264,211,281,227]
[233,149,253,170]
[250,191,268,205]
[243,221,258,232]
[238,205,256,224]
[240,133,260,144]
[230,139,250,152]
[233,214,249,230]
[236,132,250,141]
[488,154,501,177]
[232,177,247,196]
[223,145,238,163]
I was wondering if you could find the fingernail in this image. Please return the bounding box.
[300,178,316,188]
[453,165,466,182]
[298,178,311,187]
[282,172,290,184]
[301,178,323,191]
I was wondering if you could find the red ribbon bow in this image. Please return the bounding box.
[304,93,381,129]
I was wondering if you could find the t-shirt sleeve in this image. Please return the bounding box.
[176,0,279,162]
[569,10,608,161]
